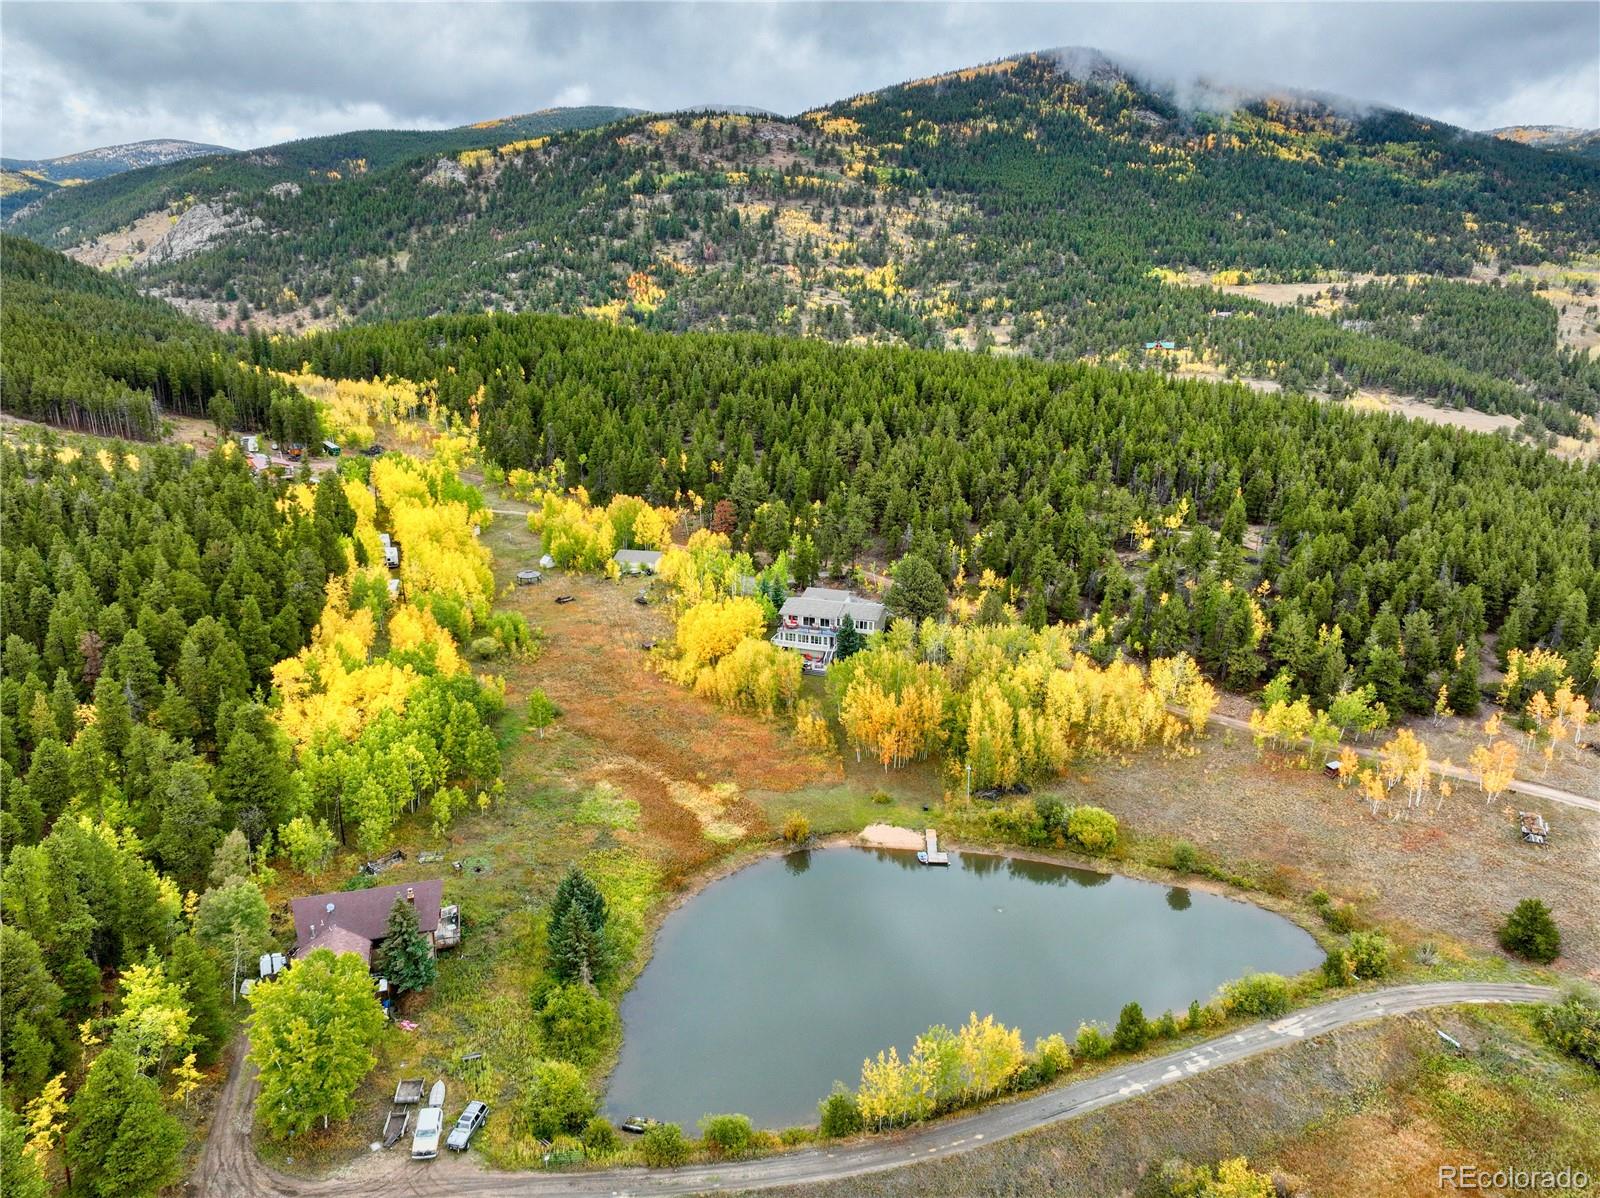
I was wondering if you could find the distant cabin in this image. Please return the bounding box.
[771,587,886,669]
[613,548,664,575]
[1143,340,1178,351]
[238,434,261,453]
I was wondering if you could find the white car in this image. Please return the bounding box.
[411,1106,444,1159]
[411,1081,446,1159]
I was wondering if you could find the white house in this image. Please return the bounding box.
[771,587,886,669]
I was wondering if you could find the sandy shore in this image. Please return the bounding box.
[857,822,924,849]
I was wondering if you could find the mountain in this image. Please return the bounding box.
[1488,125,1600,158]
[8,52,1597,432]
[0,139,233,219]
[3,105,637,242]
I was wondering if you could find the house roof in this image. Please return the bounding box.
[613,549,663,566]
[778,587,886,624]
[299,924,374,964]
[291,879,444,958]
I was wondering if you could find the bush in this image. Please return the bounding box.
[1322,947,1353,987]
[468,635,503,661]
[1536,994,1600,1073]
[640,1122,690,1167]
[1170,841,1198,873]
[1113,1002,1150,1052]
[818,1086,863,1138]
[522,1059,597,1140]
[1152,1010,1180,1040]
[781,811,811,845]
[1498,898,1561,963]
[580,1116,619,1156]
[1323,904,1359,934]
[1031,1033,1073,1084]
[1307,888,1331,910]
[778,1126,815,1146]
[1187,999,1205,1030]
[700,1113,755,1157]
[536,984,618,1067]
[1346,931,1395,979]
[1222,973,1291,1018]
[278,815,335,874]
[1075,1022,1111,1059]
[1065,805,1119,854]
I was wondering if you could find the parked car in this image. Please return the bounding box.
[411,1081,446,1159]
[446,1101,489,1151]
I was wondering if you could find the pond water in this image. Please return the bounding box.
[604,847,1322,1130]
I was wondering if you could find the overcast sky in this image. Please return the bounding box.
[2,2,1596,160]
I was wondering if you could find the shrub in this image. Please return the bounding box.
[1346,931,1395,979]
[1222,973,1291,1018]
[1065,805,1119,854]
[580,1116,619,1156]
[522,1059,597,1140]
[1322,947,1353,987]
[1075,1022,1111,1059]
[778,1126,815,1146]
[468,635,503,661]
[536,983,618,1067]
[1113,1002,1150,1052]
[1158,1155,1276,1197]
[1031,1033,1073,1083]
[1187,999,1205,1030]
[1152,1010,1180,1040]
[1170,841,1198,873]
[700,1113,756,1157]
[818,1087,863,1138]
[1307,888,1331,910]
[1498,898,1561,963]
[870,790,892,805]
[1535,994,1600,1073]
[640,1122,690,1167]
[1323,903,1359,934]
[278,815,335,874]
[781,811,811,845]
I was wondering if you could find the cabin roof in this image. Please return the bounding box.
[291,879,444,958]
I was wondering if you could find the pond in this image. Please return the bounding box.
[604,847,1322,1130]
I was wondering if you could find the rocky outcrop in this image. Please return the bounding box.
[423,157,468,186]
[267,181,302,199]
[146,201,262,264]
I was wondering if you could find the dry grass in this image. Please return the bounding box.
[744,1005,1600,1198]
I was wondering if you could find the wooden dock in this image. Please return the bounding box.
[918,828,950,866]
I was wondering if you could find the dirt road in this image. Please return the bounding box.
[1201,711,1600,816]
[197,983,1554,1198]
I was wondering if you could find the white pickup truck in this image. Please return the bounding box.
[410,1082,446,1159]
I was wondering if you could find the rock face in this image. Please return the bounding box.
[267,181,302,199]
[146,201,262,264]
[423,157,468,186]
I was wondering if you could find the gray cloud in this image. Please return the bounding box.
[1,2,1595,160]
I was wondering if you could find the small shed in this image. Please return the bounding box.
[613,548,664,575]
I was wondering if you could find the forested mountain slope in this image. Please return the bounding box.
[4,105,635,253]
[0,139,232,219]
[262,310,1600,711]
[0,235,317,440]
[13,51,1596,432]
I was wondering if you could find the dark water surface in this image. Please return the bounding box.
[604,847,1321,1129]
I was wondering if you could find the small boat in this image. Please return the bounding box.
[620,1115,659,1135]
[428,1080,445,1109]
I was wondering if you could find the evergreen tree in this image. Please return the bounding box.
[373,894,437,996]
[886,554,946,624]
[547,868,610,986]
[0,925,71,1100]
[834,613,864,660]
[1498,898,1562,963]
[64,1047,185,1198]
